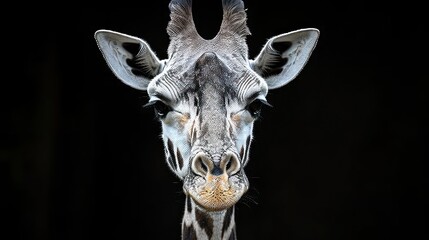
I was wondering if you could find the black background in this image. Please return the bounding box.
[4,1,428,239]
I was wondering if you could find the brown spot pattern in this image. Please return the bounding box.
[186,195,192,213]
[195,208,213,239]
[167,138,177,169]
[182,224,197,240]
[222,207,234,238]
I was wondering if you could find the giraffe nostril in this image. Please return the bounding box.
[200,158,208,173]
[226,159,232,171]
[191,156,210,177]
[226,158,232,171]
[225,155,240,176]
[191,153,240,177]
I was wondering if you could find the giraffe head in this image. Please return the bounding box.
[95,0,319,211]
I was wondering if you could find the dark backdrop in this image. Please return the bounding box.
[4,1,428,240]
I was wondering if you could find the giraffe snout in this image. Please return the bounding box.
[191,152,241,178]
[185,151,248,211]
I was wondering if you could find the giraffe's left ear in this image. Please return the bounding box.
[250,28,320,89]
[95,30,165,90]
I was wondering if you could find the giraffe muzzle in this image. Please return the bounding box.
[185,151,247,211]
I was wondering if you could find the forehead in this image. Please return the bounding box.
[148,48,267,103]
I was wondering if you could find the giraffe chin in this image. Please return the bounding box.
[185,174,247,212]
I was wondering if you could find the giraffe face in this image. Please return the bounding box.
[146,52,269,211]
[95,0,319,213]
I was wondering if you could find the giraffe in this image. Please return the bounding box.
[94,0,319,239]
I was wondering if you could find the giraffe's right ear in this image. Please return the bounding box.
[94,30,165,90]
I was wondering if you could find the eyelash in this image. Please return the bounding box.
[246,99,272,119]
[144,100,173,119]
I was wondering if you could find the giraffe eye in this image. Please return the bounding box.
[145,100,172,118]
[154,101,173,118]
[246,99,272,118]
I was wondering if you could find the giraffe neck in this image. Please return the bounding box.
[182,195,237,240]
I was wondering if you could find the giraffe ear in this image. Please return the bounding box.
[250,28,320,89]
[94,30,165,90]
